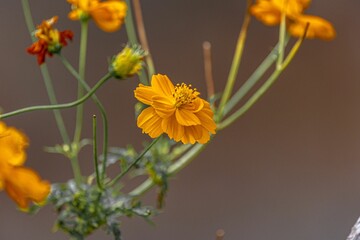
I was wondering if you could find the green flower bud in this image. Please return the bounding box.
[109,45,146,79]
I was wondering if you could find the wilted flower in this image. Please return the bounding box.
[250,0,335,40]
[27,16,73,65]
[67,0,127,32]
[0,122,50,210]
[134,74,217,144]
[110,45,146,79]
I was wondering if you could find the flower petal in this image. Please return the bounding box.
[289,14,336,40]
[195,107,216,134]
[152,95,176,118]
[134,84,156,105]
[161,116,184,141]
[181,125,203,144]
[151,74,174,96]
[0,122,28,166]
[4,166,50,210]
[175,108,201,126]
[90,1,127,32]
[137,107,164,138]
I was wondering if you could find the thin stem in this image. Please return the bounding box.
[276,3,287,69]
[125,0,148,85]
[129,143,206,196]
[203,41,215,98]
[218,35,306,131]
[108,137,160,187]
[223,37,290,116]
[74,20,89,144]
[93,115,102,189]
[132,0,156,77]
[1,73,112,119]
[21,0,71,144]
[70,156,83,185]
[217,0,252,119]
[59,54,109,182]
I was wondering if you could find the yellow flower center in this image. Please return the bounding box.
[173,83,199,108]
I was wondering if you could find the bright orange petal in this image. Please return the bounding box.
[161,115,184,141]
[137,107,164,138]
[90,1,127,32]
[195,106,216,134]
[4,166,50,210]
[152,95,176,118]
[0,122,29,166]
[134,84,156,105]
[289,14,336,40]
[181,125,203,144]
[175,108,201,126]
[151,74,175,96]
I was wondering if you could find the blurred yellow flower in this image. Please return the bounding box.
[250,0,336,40]
[68,0,127,32]
[110,45,146,79]
[0,122,50,210]
[134,74,217,144]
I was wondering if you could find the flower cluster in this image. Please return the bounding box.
[250,0,336,40]
[27,16,73,65]
[0,121,50,210]
[135,74,217,144]
[67,0,127,32]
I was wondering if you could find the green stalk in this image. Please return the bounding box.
[217,1,251,119]
[74,20,89,144]
[108,137,160,187]
[129,143,206,197]
[1,73,112,119]
[21,0,70,144]
[59,54,109,182]
[218,35,306,131]
[124,0,148,85]
[223,37,290,116]
[92,115,102,189]
[277,7,287,69]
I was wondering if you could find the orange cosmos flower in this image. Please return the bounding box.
[250,0,336,40]
[27,16,73,65]
[67,0,127,32]
[134,74,217,144]
[0,122,50,210]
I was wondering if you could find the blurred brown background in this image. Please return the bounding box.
[1,0,360,239]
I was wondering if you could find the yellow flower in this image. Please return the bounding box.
[250,0,308,26]
[134,74,217,144]
[110,45,146,79]
[250,0,336,40]
[68,0,127,32]
[0,122,50,210]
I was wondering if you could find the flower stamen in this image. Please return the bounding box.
[173,83,199,108]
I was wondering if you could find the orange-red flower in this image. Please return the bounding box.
[67,0,127,32]
[134,74,217,144]
[0,122,50,210]
[27,16,73,65]
[250,0,336,40]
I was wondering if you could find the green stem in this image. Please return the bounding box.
[74,20,89,144]
[217,1,251,119]
[108,137,160,187]
[93,115,102,189]
[224,37,290,116]
[70,155,83,185]
[1,73,112,119]
[129,143,206,197]
[218,36,305,131]
[125,0,148,85]
[277,7,286,69]
[21,0,71,144]
[59,54,109,182]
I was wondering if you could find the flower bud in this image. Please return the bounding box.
[109,45,146,79]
